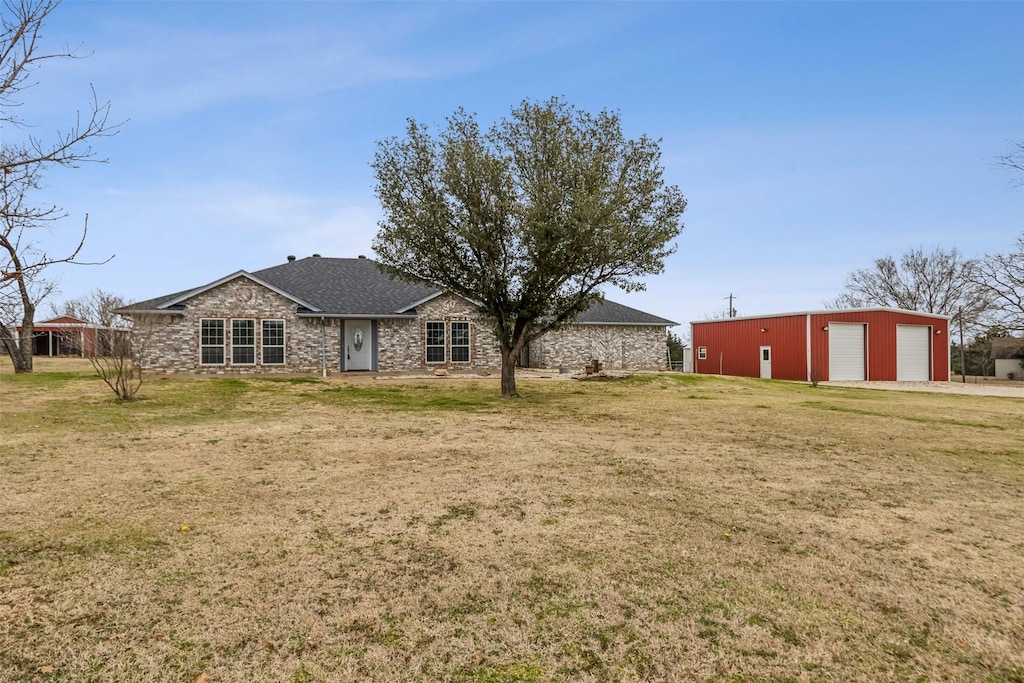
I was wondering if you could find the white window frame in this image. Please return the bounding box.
[698,346,707,360]
[450,321,470,363]
[200,318,225,365]
[262,319,286,365]
[231,319,256,365]
[425,321,445,363]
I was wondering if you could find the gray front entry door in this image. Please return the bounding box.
[345,320,372,371]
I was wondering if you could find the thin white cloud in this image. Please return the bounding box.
[36,4,631,122]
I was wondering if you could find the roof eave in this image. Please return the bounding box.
[296,312,420,319]
[690,307,951,325]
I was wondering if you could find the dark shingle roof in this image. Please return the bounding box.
[253,257,438,315]
[575,299,677,326]
[119,256,675,325]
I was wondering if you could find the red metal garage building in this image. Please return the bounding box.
[691,308,950,382]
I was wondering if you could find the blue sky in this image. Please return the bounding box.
[17,1,1024,333]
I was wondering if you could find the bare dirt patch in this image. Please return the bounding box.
[1,363,1022,681]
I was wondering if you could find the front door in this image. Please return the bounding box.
[759,346,771,379]
[344,320,372,371]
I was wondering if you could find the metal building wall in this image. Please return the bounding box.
[691,314,808,380]
[694,309,950,382]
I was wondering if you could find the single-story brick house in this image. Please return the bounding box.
[117,255,676,375]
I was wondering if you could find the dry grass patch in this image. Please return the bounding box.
[0,361,1022,682]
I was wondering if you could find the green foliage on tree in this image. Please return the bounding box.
[372,98,687,396]
[666,330,686,363]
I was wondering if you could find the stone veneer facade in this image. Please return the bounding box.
[377,293,502,371]
[131,279,668,375]
[132,278,336,374]
[526,324,668,370]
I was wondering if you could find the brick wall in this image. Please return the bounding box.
[131,278,326,374]
[528,324,668,371]
[377,293,502,371]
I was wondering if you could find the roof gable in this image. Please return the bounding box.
[158,271,321,312]
[39,316,91,326]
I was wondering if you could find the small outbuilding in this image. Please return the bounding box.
[691,308,950,382]
[991,337,1024,380]
[17,316,97,357]
[15,316,128,357]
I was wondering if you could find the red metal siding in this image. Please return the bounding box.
[692,315,808,380]
[694,309,950,382]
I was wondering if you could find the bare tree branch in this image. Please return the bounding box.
[970,231,1024,332]
[997,141,1024,187]
[0,0,119,373]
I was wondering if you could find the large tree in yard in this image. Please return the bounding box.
[372,98,686,397]
[0,0,116,373]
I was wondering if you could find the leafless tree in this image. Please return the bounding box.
[971,232,1024,332]
[827,246,991,328]
[998,141,1024,187]
[0,0,118,373]
[60,317,143,400]
[48,288,128,326]
[48,288,129,356]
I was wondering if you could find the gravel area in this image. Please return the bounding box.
[821,380,1024,398]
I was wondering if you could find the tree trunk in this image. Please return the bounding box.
[500,345,519,397]
[1,308,35,373]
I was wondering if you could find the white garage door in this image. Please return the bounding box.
[896,325,931,381]
[829,323,866,381]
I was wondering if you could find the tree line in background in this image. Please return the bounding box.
[826,232,1024,377]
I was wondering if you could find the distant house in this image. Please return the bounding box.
[116,255,676,375]
[991,337,1024,380]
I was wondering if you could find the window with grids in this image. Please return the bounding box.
[698,346,707,360]
[450,322,470,362]
[425,321,445,363]
[231,320,255,364]
[262,320,285,364]
[200,319,225,364]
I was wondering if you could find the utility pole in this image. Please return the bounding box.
[724,293,737,318]
[958,307,966,383]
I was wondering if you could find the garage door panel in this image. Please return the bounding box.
[896,325,931,381]
[829,323,866,381]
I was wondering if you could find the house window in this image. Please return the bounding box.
[451,321,470,363]
[698,346,707,360]
[201,319,225,364]
[426,321,445,363]
[232,319,255,364]
[262,320,285,365]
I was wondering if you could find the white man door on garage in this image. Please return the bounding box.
[759,346,771,379]
[828,323,866,381]
[896,324,931,381]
